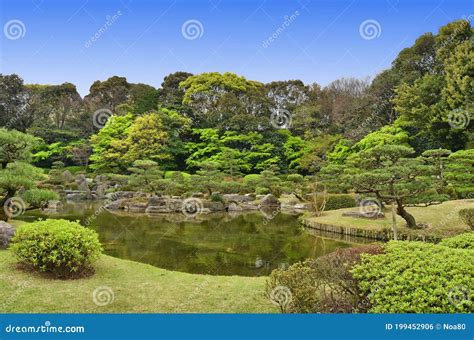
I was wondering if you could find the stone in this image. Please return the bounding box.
[222,194,253,203]
[227,202,243,211]
[128,202,147,213]
[203,201,225,211]
[0,221,15,249]
[47,200,63,210]
[148,196,164,206]
[145,205,172,214]
[259,194,280,207]
[342,211,385,219]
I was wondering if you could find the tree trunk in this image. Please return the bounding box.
[395,198,417,228]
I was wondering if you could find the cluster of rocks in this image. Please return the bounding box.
[0,221,15,249]
[102,192,297,215]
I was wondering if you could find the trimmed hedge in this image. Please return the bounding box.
[352,241,473,313]
[438,232,474,249]
[10,219,102,279]
[324,194,356,211]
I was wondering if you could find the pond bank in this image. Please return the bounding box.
[300,199,473,241]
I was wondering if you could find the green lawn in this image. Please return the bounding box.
[305,199,473,239]
[0,251,276,313]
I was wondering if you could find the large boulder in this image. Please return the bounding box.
[0,221,15,249]
[128,202,147,213]
[222,194,253,203]
[259,194,280,207]
[203,201,225,212]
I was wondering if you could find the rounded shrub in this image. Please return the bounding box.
[459,208,474,229]
[352,241,473,313]
[255,187,270,195]
[10,219,102,279]
[438,232,474,249]
[324,194,356,210]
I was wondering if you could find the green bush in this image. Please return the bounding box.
[286,174,304,183]
[324,194,356,210]
[255,187,270,195]
[352,241,473,313]
[459,208,474,229]
[438,232,474,249]
[266,244,383,313]
[210,192,224,202]
[21,189,59,208]
[243,174,262,186]
[10,219,102,279]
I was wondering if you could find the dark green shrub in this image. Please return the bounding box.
[352,241,473,313]
[459,208,474,229]
[256,187,270,195]
[438,232,474,249]
[286,174,304,183]
[10,219,102,279]
[266,244,383,313]
[210,192,224,202]
[324,194,356,210]
[21,189,59,208]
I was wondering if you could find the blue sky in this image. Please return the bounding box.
[0,0,472,96]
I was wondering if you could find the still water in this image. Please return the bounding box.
[21,202,363,276]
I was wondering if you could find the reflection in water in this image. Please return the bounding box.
[20,202,362,276]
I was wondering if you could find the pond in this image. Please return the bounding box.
[20,202,367,276]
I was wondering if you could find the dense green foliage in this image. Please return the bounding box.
[438,232,474,249]
[352,241,473,313]
[324,194,357,211]
[10,219,102,278]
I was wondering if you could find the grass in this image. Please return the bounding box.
[305,199,473,239]
[0,251,276,313]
